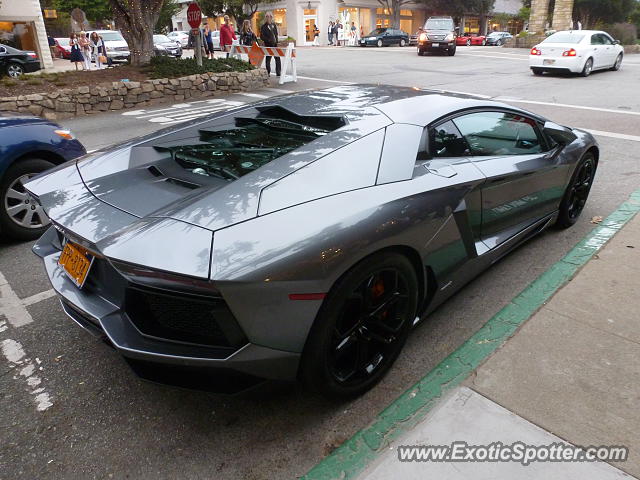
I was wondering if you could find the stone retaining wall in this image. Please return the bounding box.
[0,69,269,121]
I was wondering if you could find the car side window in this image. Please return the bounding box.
[426,120,470,158]
[452,111,545,156]
[600,34,613,45]
[0,47,6,54]
[591,34,603,45]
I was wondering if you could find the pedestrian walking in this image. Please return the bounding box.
[220,15,236,58]
[78,31,91,70]
[47,35,57,59]
[332,22,340,46]
[313,24,320,46]
[328,21,334,46]
[89,31,107,69]
[68,33,84,71]
[240,19,257,46]
[260,12,281,77]
[203,24,214,59]
[350,22,357,46]
[337,22,344,46]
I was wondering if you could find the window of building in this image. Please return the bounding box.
[400,10,413,16]
[0,21,38,51]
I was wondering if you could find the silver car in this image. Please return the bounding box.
[27,86,598,397]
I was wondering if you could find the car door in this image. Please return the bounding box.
[0,46,7,71]
[451,110,566,249]
[598,33,617,66]
[589,33,607,69]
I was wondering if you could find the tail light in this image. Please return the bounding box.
[27,52,38,59]
[562,48,577,57]
[530,47,541,56]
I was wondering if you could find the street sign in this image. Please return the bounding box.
[187,2,202,29]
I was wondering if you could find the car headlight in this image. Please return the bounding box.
[445,34,454,42]
[419,33,427,41]
[106,46,115,52]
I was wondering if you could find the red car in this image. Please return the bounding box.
[456,33,487,46]
[54,37,71,59]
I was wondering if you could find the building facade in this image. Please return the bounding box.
[252,0,523,46]
[0,0,53,68]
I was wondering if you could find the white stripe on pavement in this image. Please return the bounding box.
[297,75,354,84]
[237,92,269,98]
[261,87,294,94]
[583,129,640,142]
[0,271,32,327]
[497,97,640,116]
[21,289,56,307]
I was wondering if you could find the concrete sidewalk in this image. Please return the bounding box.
[358,212,640,479]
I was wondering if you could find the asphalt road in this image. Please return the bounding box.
[1,46,639,480]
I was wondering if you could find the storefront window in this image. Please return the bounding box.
[399,10,413,16]
[399,19,412,33]
[0,21,38,51]
[376,8,391,15]
[304,9,317,44]
[465,18,480,34]
[273,8,287,36]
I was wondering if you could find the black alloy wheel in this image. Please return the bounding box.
[300,252,418,398]
[556,152,597,228]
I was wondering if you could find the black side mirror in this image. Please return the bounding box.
[543,121,577,145]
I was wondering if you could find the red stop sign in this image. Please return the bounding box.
[186,2,202,29]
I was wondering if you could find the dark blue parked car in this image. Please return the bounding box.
[0,113,85,240]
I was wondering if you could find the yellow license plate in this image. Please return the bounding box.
[58,242,94,288]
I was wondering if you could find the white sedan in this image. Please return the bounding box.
[167,30,189,48]
[529,30,623,77]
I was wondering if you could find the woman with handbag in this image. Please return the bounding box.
[90,31,107,69]
[240,20,257,46]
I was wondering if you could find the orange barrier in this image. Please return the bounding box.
[229,42,297,85]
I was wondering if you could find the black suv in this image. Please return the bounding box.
[417,16,457,56]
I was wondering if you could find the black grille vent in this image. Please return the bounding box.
[125,286,247,349]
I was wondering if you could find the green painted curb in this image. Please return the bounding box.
[302,188,640,480]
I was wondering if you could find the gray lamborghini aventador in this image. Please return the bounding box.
[27,85,598,397]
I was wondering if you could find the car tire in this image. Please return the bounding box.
[6,62,24,78]
[0,158,54,241]
[496,40,503,46]
[447,45,456,56]
[580,57,593,77]
[610,53,623,71]
[555,151,597,229]
[377,39,383,47]
[532,68,544,75]
[417,49,425,56]
[400,39,406,47]
[482,39,486,46]
[299,252,419,398]
[466,39,471,46]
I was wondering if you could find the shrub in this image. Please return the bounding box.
[25,78,44,85]
[1,78,18,87]
[149,56,254,79]
[601,22,637,45]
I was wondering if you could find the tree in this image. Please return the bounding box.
[50,0,112,25]
[108,0,165,66]
[376,0,412,29]
[199,0,275,25]
[155,0,181,33]
[573,0,637,27]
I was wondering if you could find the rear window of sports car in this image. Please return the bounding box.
[155,106,345,181]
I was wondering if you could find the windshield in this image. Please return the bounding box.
[543,32,585,44]
[154,35,171,43]
[369,28,387,36]
[56,38,70,46]
[99,31,125,42]
[155,106,345,181]
[487,32,502,37]
[425,19,453,30]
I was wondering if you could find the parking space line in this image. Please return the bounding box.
[457,53,525,61]
[1,339,53,412]
[22,289,56,307]
[0,271,33,328]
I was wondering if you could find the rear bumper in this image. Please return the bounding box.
[24,61,41,73]
[529,56,584,73]
[33,226,301,392]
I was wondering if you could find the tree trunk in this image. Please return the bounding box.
[109,0,165,67]
[392,0,401,28]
